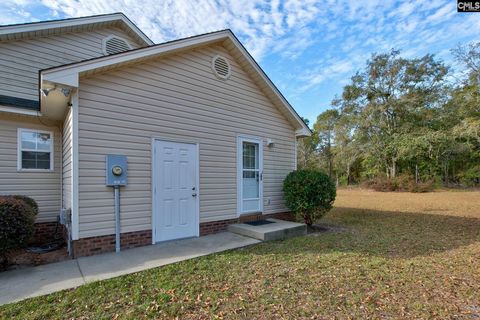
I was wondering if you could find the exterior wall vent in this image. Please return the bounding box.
[212,55,231,80]
[102,35,132,55]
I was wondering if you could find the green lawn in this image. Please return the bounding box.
[1,190,480,319]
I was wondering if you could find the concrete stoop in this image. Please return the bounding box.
[228,218,307,241]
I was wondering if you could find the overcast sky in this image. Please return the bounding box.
[1,0,479,123]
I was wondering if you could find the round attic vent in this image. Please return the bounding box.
[103,35,132,55]
[212,55,231,80]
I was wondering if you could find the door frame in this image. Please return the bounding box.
[151,138,200,244]
[236,134,264,216]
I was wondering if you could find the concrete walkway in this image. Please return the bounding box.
[0,232,260,306]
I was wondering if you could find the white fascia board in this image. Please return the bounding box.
[42,73,79,88]
[0,14,121,35]
[0,14,153,46]
[226,35,311,134]
[118,16,153,45]
[0,105,40,116]
[295,127,312,138]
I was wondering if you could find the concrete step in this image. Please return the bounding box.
[228,218,307,241]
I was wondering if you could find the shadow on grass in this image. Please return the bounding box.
[241,207,480,259]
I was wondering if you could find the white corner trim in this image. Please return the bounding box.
[294,136,298,170]
[195,142,200,237]
[71,90,80,240]
[150,138,156,244]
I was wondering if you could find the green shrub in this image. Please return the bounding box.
[457,165,480,187]
[283,169,336,225]
[0,196,38,268]
[11,195,39,215]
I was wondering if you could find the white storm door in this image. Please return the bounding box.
[238,137,263,214]
[154,140,198,242]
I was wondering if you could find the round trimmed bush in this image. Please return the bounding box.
[0,196,38,267]
[11,195,39,215]
[283,169,336,225]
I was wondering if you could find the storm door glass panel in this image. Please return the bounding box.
[242,141,260,212]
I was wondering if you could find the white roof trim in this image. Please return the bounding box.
[0,13,153,46]
[296,128,312,138]
[41,30,310,136]
[0,105,41,116]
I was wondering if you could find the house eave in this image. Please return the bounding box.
[0,13,153,46]
[0,104,41,117]
[40,29,310,133]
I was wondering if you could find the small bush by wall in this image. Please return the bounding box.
[0,196,38,268]
[283,169,336,225]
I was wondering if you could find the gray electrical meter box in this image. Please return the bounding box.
[106,155,128,186]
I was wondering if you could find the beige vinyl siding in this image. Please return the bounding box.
[62,107,73,209]
[77,43,296,238]
[0,26,143,102]
[0,114,62,222]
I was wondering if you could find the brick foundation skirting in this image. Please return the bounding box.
[33,221,66,244]
[72,212,295,257]
[72,229,152,257]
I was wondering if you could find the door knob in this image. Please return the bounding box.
[192,193,197,197]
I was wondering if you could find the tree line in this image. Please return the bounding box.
[298,42,480,187]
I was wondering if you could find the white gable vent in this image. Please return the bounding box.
[212,55,231,80]
[102,35,132,55]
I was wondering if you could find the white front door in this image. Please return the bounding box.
[153,140,198,242]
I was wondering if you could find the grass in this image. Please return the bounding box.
[1,189,480,319]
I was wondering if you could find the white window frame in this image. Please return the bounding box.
[17,128,54,172]
[237,135,263,215]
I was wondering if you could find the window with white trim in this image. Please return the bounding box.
[18,129,53,170]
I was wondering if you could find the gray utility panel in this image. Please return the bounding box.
[106,154,128,186]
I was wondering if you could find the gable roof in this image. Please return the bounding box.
[41,29,311,137]
[0,13,153,46]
